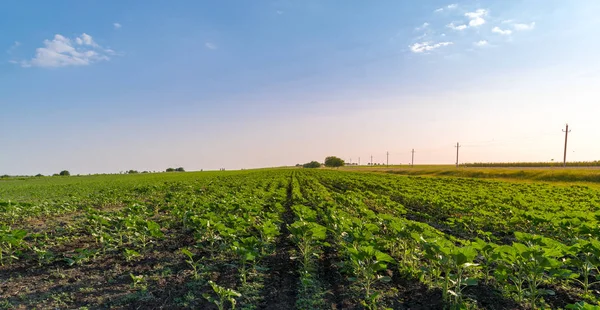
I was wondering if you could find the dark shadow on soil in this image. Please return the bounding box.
[463,283,523,310]
[320,234,352,309]
[257,173,299,309]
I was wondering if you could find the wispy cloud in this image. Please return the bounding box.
[113,23,122,29]
[492,26,512,35]
[415,22,429,31]
[465,9,488,27]
[20,33,113,68]
[409,41,453,53]
[447,22,467,31]
[413,5,531,54]
[435,3,458,13]
[6,41,20,54]
[514,22,535,31]
[276,10,283,15]
[205,42,217,50]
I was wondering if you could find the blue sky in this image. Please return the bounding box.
[2,1,600,174]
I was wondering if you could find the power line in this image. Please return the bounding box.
[562,124,571,167]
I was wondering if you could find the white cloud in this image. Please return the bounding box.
[492,26,512,35]
[469,17,485,27]
[435,8,444,13]
[113,23,122,29]
[514,22,535,31]
[415,22,429,31]
[465,9,488,19]
[501,19,514,24]
[409,41,453,53]
[21,33,112,68]
[205,42,217,50]
[465,9,488,27]
[74,33,99,48]
[447,22,467,31]
[474,40,488,47]
[276,10,283,15]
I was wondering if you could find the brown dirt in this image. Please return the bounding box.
[0,229,219,309]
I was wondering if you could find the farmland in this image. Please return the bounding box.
[1,169,600,309]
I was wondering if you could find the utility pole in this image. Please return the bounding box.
[562,124,571,167]
[370,155,373,166]
[411,149,415,166]
[455,142,461,168]
[358,157,360,166]
[387,151,389,167]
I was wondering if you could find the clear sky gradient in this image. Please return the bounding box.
[2,1,600,175]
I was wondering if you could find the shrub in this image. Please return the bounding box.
[303,161,321,168]
[324,156,345,168]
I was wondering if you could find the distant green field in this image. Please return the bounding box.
[342,165,600,184]
[463,161,600,168]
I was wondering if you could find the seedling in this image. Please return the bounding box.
[124,248,141,262]
[346,245,393,310]
[130,273,147,290]
[181,248,203,280]
[203,280,241,310]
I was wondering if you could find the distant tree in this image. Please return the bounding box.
[175,167,185,172]
[59,170,70,176]
[303,161,321,168]
[324,156,345,168]
[128,170,139,174]
[166,168,175,172]
[142,171,149,174]
[295,164,302,167]
[35,173,43,177]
